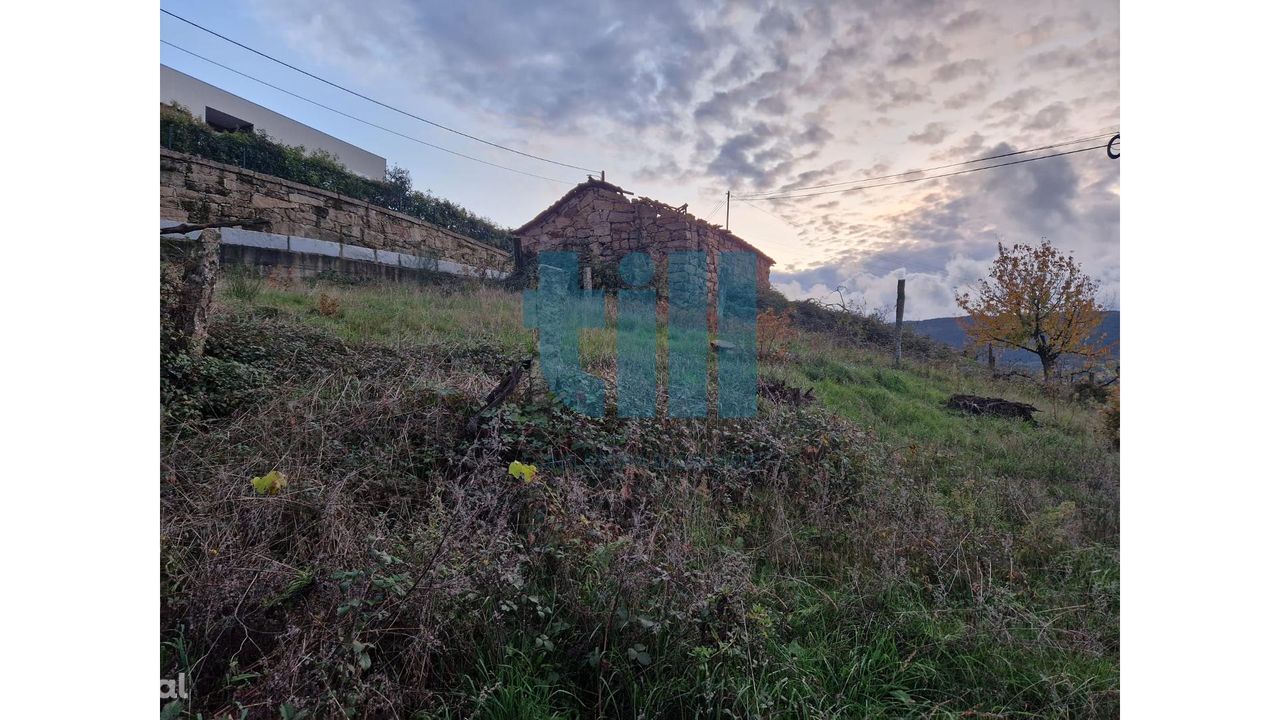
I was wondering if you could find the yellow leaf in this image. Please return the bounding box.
[508,461,538,483]
[251,470,287,496]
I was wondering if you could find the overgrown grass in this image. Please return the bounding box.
[222,265,265,303]
[163,278,1119,719]
[239,281,533,354]
[766,338,1115,487]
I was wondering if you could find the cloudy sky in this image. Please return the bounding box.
[161,0,1118,319]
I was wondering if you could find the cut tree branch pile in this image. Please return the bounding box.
[945,394,1039,423]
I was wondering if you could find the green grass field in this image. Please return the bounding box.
[161,278,1119,719]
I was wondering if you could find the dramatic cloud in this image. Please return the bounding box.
[909,122,952,145]
[932,58,990,83]
[1024,101,1071,131]
[241,0,1119,318]
[886,34,950,68]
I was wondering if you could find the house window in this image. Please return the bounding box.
[205,106,254,133]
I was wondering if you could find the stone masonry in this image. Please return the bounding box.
[161,149,512,274]
[514,180,775,306]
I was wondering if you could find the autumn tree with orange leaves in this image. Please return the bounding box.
[956,240,1106,381]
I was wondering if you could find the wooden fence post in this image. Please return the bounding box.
[893,278,905,367]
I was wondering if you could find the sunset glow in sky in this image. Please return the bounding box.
[161,0,1119,319]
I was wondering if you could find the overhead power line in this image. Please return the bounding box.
[751,142,1115,202]
[704,198,726,222]
[741,199,804,230]
[162,41,580,185]
[737,129,1118,199]
[161,8,598,174]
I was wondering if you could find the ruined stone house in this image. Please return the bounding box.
[514,179,775,304]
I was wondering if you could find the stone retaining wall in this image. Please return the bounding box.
[161,149,512,274]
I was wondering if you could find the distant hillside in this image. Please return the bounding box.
[905,311,1119,368]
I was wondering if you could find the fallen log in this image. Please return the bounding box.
[945,394,1039,423]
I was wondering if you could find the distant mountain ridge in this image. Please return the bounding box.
[904,311,1119,368]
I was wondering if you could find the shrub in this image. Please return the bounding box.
[1101,388,1120,448]
[756,308,797,360]
[161,351,267,423]
[315,293,342,317]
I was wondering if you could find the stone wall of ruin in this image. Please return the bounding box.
[516,182,772,297]
[161,149,512,274]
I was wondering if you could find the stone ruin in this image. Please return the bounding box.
[514,179,775,308]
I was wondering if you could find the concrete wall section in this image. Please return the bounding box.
[161,219,507,280]
[162,241,449,285]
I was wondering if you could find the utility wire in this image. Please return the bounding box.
[737,129,1118,199]
[741,199,804,230]
[752,142,1114,201]
[704,198,726,222]
[158,41,581,183]
[161,8,598,174]
[162,41,580,185]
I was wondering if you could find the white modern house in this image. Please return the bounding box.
[160,65,387,179]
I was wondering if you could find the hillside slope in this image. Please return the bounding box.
[161,278,1119,719]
